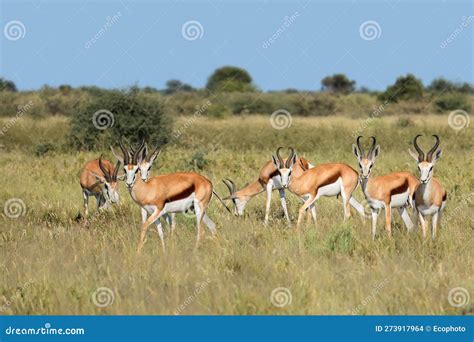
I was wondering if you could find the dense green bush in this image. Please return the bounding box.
[69,89,172,150]
[379,74,424,103]
[434,93,471,112]
[206,66,256,93]
[321,74,356,94]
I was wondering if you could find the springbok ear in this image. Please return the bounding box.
[149,149,161,163]
[271,154,280,169]
[432,149,442,163]
[372,145,381,159]
[352,144,361,160]
[89,170,106,183]
[408,148,419,162]
[116,173,126,181]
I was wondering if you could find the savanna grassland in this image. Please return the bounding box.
[0,114,473,315]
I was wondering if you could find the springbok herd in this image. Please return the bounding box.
[80,135,447,253]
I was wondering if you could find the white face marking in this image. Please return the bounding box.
[234,198,246,216]
[139,161,152,181]
[278,167,293,188]
[124,165,139,188]
[358,158,374,179]
[417,161,434,184]
[102,182,120,203]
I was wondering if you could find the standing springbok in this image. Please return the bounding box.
[118,139,225,253]
[408,134,447,239]
[273,147,367,229]
[79,156,121,217]
[222,148,314,224]
[352,136,419,239]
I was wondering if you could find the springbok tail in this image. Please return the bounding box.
[212,190,232,214]
[349,197,368,219]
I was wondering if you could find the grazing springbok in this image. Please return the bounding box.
[79,156,121,217]
[408,134,447,239]
[222,148,314,224]
[352,136,419,239]
[118,139,226,253]
[273,147,367,229]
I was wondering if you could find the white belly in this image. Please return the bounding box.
[418,204,440,216]
[316,178,342,197]
[390,190,410,207]
[163,193,195,213]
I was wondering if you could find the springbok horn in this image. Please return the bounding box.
[356,136,365,158]
[426,135,440,162]
[119,138,130,165]
[132,138,146,164]
[276,147,284,168]
[368,136,376,159]
[285,147,295,168]
[98,155,112,182]
[413,134,425,162]
[112,160,121,181]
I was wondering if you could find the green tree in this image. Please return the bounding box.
[164,79,195,95]
[321,74,356,94]
[379,74,423,102]
[206,66,255,92]
[0,78,17,92]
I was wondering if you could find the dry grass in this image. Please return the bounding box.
[0,114,473,315]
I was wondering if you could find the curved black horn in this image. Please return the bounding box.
[112,160,121,181]
[222,178,236,195]
[132,138,146,164]
[275,147,284,167]
[368,136,376,159]
[356,136,365,158]
[98,155,112,182]
[413,134,425,162]
[426,134,440,162]
[119,137,130,165]
[285,147,295,168]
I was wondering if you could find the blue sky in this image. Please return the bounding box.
[1,0,472,91]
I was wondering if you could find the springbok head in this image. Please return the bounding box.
[271,147,297,188]
[408,134,442,184]
[90,156,121,204]
[352,136,380,179]
[222,178,244,216]
[118,138,145,188]
[138,142,161,181]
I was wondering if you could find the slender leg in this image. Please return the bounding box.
[194,200,205,250]
[349,197,368,219]
[412,207,419,232]
[155,220,165,252]
[202,214,217,235]
[371,209,379,240]
[82,190,89,217]
[418,212,427,238]
[341,191,351,221]
[310,205,317,227]
[384,203,392,237]
[432,211,439,239]
[279,189,291,225]
[297,194,318,229]
[264,182,273,225]
[398,206,414,232]
[137,208,162,254]
[141,207,148,224]
[170,213,176,234]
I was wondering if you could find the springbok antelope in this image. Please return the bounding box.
[408,134,447,239]
[222,148,314,224]
[352,136,419,239]
[118,139,226,253]
[273,147,367,228]
[79,156,121,217]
